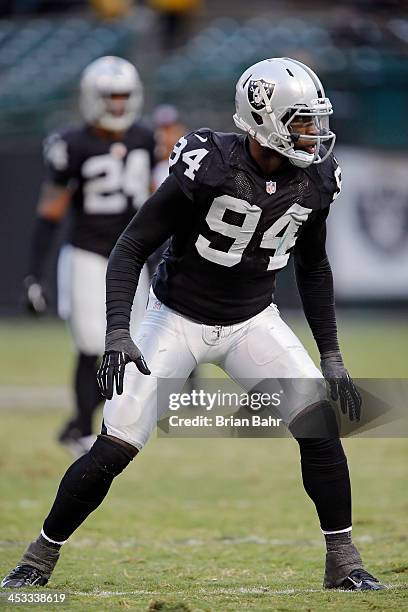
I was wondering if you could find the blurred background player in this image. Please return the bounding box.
[23,55,155,457]
[152,104,186,189]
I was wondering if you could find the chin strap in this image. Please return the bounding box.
[289,150,316,168]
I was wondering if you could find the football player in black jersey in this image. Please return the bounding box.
[3,58,384,591]
[23,56,155,457]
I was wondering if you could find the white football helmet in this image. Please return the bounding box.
[79,56,143,132]
[234,57,335,168]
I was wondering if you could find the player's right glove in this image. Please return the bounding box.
[97,329,150,400]
[23,275,48,315]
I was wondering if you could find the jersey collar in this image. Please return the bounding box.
[241,135,297,181]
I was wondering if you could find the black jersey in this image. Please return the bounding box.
[150,129,341,325]
[43,122,155,258]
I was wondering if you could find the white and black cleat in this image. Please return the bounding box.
[58,425,96,459]
[335,569,386,591]
[1,564,48,588]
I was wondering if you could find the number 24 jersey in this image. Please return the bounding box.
[43,123,155,258]
[153,128,341,325]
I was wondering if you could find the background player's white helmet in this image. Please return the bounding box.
[79,56,143,132]
[234,57,335,168]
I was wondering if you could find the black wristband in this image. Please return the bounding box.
[320,350,343,362]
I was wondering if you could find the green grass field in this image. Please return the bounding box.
[0,315,407,611]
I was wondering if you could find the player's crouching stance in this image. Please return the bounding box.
[2,58,384,592]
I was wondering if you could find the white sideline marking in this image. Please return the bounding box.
[0,534,376,550]
[0,386,70,409]
[69,583,405,597]
[209,584,405,594]
[67,533,375,548]
[71,590,160,597]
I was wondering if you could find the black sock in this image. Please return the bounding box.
[297,437,352,531]
[69,353,102,436]
[43,436,136,542]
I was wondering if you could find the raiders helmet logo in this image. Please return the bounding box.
[357,187,408,254]
[248,79,275,111]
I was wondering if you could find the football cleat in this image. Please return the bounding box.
[58,423,96,458]
[331,569,386,591]
[1,565,48,588]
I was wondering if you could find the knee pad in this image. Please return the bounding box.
[89,435,137,477]
[289,400,339,439]
[61,435,136,503]
[297,437,346,467]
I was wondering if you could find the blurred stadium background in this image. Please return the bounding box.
[0,0,407,609]
[1,0,408,313]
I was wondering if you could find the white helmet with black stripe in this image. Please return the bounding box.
[233,57,335,168]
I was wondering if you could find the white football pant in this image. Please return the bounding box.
[103,290,325,450]
[57,245,150,356]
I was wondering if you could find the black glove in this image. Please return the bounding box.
[23,275,48,315]
[97,329,150,400]
[320,351,362,422]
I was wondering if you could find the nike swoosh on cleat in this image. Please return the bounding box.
[195,134,208,142]
[349,578,363,588]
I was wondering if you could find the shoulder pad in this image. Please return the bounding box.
[304,149,342,209]
[43,131,70,172]
[169,128,226,199]
[42,124,84,181]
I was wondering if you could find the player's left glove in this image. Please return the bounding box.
[23,275,48,315]
[320,351,362,422]
[97,329,150,400]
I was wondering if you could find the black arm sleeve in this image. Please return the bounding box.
[294,208,340,355]
[106,174,191,334]
[27,217,59,278]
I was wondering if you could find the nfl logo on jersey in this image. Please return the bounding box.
[266,180,276,195]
